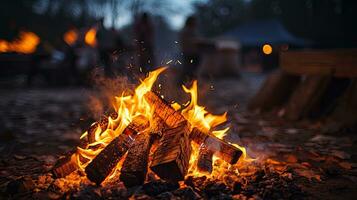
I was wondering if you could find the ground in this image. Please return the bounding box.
[0,73,356,199]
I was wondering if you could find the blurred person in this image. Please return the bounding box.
[134,13,155,73]
[179,16,200,83]
[96,18,117,77]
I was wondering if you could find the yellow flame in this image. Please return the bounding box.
[0,31,40,54]
[171,102,181,111]
[85,28,97,47]
[181,80,228,136]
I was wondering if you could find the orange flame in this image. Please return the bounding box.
[0,31,40,54]
[85,28,97,47]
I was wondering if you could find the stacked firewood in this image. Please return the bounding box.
[52,91,242,186]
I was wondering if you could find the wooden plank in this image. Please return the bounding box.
[85,134,133,185]
[284,75,331,121]
[150,123,191,182]
[280,49,357,77]
[248,70,300,112]
[120,132,154,187]
[197,144,213,174]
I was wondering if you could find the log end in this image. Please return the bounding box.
[150,160,185,182]
[52,154,78,178]
[120,171,146,187]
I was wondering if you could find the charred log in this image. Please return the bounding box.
[144,91,186,127]
[197,144,214,174]
[150,123,191,182]
[85,116,150,185]
[85,134,133,185]
[52,153,78,178]
[190,128,242,164]
[52,133,89,178]
[120,132,154,187]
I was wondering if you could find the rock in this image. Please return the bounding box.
[232,182,242,194]
[142,180,179,196]
[156,191,177,200]
[173,186,201,199]
[6,177,35,195]
[204,181,229,197]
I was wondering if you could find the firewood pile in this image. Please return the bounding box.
[249,49,357,131]
[51,67,244,189]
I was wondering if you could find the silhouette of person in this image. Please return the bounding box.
[134,13,155,73]
[96,18,116,77]
[179,16,200,83]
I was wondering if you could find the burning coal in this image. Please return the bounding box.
[52,67,251,187]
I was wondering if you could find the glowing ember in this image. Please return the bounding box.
[0,31,40,54]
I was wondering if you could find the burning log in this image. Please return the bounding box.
[144,91,242,164]
[52,153,79,178]
[197,144,213,174]
[85,133,133,185]
[87,113,118,143]
[52,133,89,178]
[150,123,191,182]
[190,128,242,164]
[144,92,186,127]
[120,132,154,187]
[85,116,150,185]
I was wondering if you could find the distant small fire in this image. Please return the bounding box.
[85,28,97,47]
[63,29,78,46]
[0,31,40,54]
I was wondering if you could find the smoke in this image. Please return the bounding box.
[86,69,138,120]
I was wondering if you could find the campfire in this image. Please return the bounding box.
[52,67,249,187]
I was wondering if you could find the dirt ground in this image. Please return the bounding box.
[0,74,357,199]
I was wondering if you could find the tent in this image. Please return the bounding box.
[221,19,311,47]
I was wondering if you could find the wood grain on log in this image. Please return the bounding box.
[190,128,242,164]
[84,115,150,184]
[120,132,154,187]
[85,134,133,185]
[52,136,89,178]
[197,144,213,174]
[52,153,78,178]
[150,123,191,182]
[144,91,186,128]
